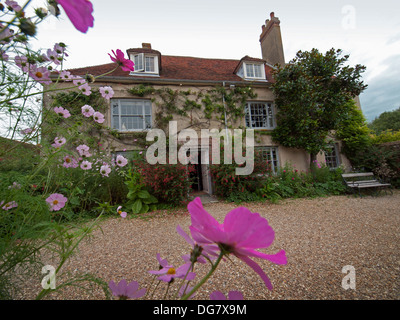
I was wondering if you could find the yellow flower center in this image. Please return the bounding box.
[66,158,71,163]
[118,210,122,214]
[167,268,176,275]
[52,200,59,205]
[35,71,43,78]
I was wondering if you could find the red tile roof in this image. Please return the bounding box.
[68,54,274,83]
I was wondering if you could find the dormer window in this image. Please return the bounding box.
[131,53,159,75]
[244,62,266,80]
[245,63,264,79]
[234,56,267,81]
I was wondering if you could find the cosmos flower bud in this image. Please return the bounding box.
[85,73,95,83]
[19,18,36,37]
[35,7,48,19]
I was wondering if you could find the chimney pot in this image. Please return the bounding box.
[142,43,151,49]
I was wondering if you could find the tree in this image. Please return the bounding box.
[368,107,400,134]
[271,48,367,170]
[335,99,371,166]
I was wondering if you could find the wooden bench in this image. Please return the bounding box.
[342,172,392,197]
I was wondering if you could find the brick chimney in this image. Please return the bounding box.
[259,12,285,66]
[142,43,152,49]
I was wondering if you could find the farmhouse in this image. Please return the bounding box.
[45,12,354,195]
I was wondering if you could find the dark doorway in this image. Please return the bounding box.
[189,150,203,191]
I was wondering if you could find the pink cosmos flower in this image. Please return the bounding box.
[63,155,78,168]
[99,86,114,100]
[1,200,18,211]
[51,136,66,148]
[148,254,196,283]
[54,43,68,56]
[187,197,287,290]
[79,83,91,96]
[81,104,94,117]
[210,291,244,300]
[117,206,127,218]
[0,26,14,44]
[55,0,94,33]
[29,65,52,85]
[93,111,105,124]
[108,49,134,72]
[46,193,67,211]
[5,0,22,12]
[108,280,146,300]
[176,225,219,264]
[80,160,92,170]
[60,70,73,81]
[100,164,112,177]
[53,106,71,118]
[76,144,91,157]
[46,49,61,65]
[72,76,85,86]
[115,155,128,167]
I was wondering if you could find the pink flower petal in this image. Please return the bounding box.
[56,0,94,33]
[238,255,273,290]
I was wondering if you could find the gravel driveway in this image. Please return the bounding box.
[17,191,400,300]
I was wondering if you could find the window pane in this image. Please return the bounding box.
[246,64,254,78]
[144,102,151,115]
[113,99,152,131]
[256,147,279,173]
[245,102,274,129]
[112,104,119,115]
[134,54,143,70]
[112,116,119,129]
[145,56,155,72]
[145,116,151,129]
[254,65,262,78]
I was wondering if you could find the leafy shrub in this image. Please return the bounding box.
[123,167,158,214]
[210,148,271,199]
[351,144,400,187]
[257,162,346,201]
[134,158,195,206]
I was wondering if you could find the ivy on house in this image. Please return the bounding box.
[126,84,257,132]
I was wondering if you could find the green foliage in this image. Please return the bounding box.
[271,48,367,166]
[134,157,194,207]
[210,148,272,200]
[127,84,156,97]
[335,100,371,160]
[370,129,400,144]
[256,162,346,201]
[368,107,400,134]
[350,144,400,187]
[127,84,256,131]
[123,167,158,214]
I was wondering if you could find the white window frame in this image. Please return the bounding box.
[243,62,266,80]
[255,146,280,174]
[245,102,275,129]
[324,143,340,169]
[130,53,159,75]
[111,99,152,132]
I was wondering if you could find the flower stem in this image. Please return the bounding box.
[180,252,224,300]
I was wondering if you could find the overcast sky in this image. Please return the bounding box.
[29,0,400,122]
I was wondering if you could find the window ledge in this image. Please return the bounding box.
[129,72,160,77]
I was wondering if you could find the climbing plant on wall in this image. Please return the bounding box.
[127,84,257,133]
